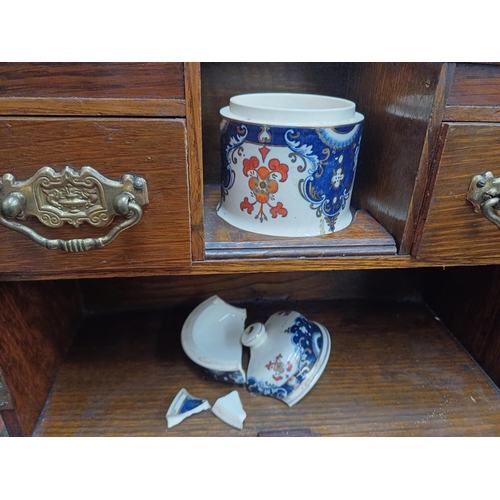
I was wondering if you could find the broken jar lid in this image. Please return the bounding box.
[242,311,331,407]
[181,295,247,384]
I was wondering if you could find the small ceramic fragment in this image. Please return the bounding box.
[166,388,211,429]
[211,390,247,430]
[181,295,247,384]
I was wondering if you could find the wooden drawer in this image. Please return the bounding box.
[416,123,500,261]
[0,118,191,279]
[0,63,184,99]
[445,63,500,122]
[0,63,186,116]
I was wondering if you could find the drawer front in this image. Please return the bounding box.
[416,123,500,261]
[0,63,185,99]
[0,118,191,279]
[445,63,500,122]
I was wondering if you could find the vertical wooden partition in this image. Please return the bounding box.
[0,280,80,436]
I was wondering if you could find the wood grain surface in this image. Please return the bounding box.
[0,63,185,99]
[78,269,425,313]
[0,280,80,436]
[0,97,186,117]
[184,63,205,261]
[343,63,444,251]
[33,299,500,436]
[425,265,500,388]
[402,64,452,254]
[0,118,191,279]
[445,63,500,122]
[415,123,500,261]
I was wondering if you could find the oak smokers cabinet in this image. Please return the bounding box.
[1,63,500,437]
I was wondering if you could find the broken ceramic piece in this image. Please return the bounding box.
[242,311,331,407]
[181,295,246,384]
[211,390,247,430]
[166,388,211,429]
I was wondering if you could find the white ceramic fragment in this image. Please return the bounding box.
[181,295,247,384]
[242,311,331,407]
[211,390,247,430]
[166,388,211,429]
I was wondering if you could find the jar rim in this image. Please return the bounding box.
[220,92,363,126]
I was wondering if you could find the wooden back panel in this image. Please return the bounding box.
[343,63,445,251]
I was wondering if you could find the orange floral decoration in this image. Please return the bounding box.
[240,155,289,222]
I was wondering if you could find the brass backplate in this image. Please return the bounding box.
[0,165,149,228]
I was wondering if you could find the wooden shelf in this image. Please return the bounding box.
[34,299,500,436]
[204,185,397,260]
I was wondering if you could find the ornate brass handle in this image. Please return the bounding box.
[467,171,500,229]
[0,166,149,252]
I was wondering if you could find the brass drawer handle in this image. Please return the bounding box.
[0,166,148,252]
[467,171,500,229]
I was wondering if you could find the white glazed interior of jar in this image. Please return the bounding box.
[220,93,362,126]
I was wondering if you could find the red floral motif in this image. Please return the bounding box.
[268,158,288,182]
[240,149,289,223]
[270,202,287,219]
[266,354,293,382]
[243,156,260,177]
[240,197,254,214]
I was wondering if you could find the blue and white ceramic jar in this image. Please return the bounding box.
[218,93,364,237]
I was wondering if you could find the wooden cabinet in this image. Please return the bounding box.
[1,62,500,436]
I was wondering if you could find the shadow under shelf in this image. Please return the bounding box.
[204,184,397,259]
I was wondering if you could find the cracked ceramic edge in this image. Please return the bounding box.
[181,295,247,383]
[211,390,247,430]
[283,321,331,407]
[166,388,211,429]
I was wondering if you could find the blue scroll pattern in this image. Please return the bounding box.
[246,314,324,401]
[220,121,248,200]
[285,123,363,231]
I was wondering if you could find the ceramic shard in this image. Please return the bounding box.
[166,388,211,429]
[211,390,247,430]
[181,295,247,384]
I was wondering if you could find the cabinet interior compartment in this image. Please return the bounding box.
[199,63,445,260]
[1,267,494,437]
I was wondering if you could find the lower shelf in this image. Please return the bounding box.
[34,299,500,436]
